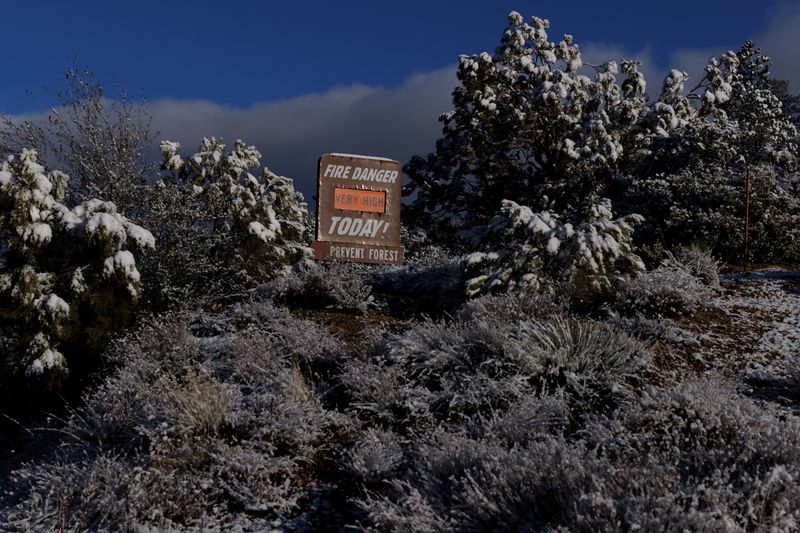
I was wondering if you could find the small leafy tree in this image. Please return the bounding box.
[0,64,156,212]
[0,149,154,385]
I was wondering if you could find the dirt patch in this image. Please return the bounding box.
[294,307,415,349]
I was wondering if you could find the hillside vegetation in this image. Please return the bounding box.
[2,12,800,532]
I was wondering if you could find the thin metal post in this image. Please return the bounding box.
[743,166,751,272]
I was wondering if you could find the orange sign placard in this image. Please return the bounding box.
[333,187,386,213]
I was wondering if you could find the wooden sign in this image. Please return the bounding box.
[311,153,404,265]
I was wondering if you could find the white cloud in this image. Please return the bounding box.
[6,6,799,204]
[149,66,456,198]
[667,2,800,93]
[754,1,800,90]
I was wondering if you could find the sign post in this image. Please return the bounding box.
[311,153,404,265]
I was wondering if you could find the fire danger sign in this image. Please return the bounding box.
[311,153,404,265]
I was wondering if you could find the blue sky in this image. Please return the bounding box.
[1,0,793,112]
[3,0,799,196]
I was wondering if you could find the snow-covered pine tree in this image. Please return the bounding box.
[159,138,312,282]
[404,11,760,295]
[0,149,154,386]
[462,198,645,304]
[723,41,798,166]
[405,12,650,233]
[619,42,800,262]
[404,13,751,234]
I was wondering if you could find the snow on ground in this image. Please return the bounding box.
[719,270,800,369]
[670,268,800,408]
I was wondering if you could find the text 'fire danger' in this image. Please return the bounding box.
[323,164,399,184]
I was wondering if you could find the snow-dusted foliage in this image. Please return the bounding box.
[0,149,153,384]
[0,301,355,530]
[404,12,759,235]
[622,162,800,263]
[610,245,719,318]
[661,245,720,287]
[258,261,374,314]
[405,12,799,266]
[723,41,798,165]
[576,380,800,530]
[341,302,647,435]
[463,198,644,303]
[619,42,799,262]
[159,138,312,281]
[780,86,800,133]
[406,12,643,230]
[613,263,714,318]
[610,246,719,318]
[362,379,800,531]
[0,65,156,212]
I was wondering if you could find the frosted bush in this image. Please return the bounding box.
[0,300,355,530]
[345,428,405,485]
[361,431,588,532]
[136,179,246,310]
[258,262,374,314]
[0,149,153,384]
[342,312,648,435]
[457,291,567,325]
[661,245,720,287]
[614,265,714,317]
[574,380,800,531]
[361,380,800,532]
[463,198,644,304]
[159,138,312,282]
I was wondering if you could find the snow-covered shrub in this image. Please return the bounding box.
[613,265,714,318]
[0,149,153,385]
[662,245,720,287]
[574,379,800,531]
[361,380,800,531]
[361,431,585,532]
[258,261,374,314]
[463,198,645,305]
[345,428,406,486]
[0,300,356,530]
[136,179,249,310]
[159,138,312,283]
[457,290,567,325]
[342,312,648,436]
